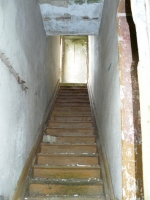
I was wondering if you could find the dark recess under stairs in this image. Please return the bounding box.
[24,84,105,200]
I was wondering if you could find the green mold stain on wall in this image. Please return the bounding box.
[87,0,102,3]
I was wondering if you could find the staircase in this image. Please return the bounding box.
[25,84,105,200]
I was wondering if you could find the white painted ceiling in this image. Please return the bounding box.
[38,0,104,35]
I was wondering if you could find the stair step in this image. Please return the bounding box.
[53,106,91,111]
[41,144,97,154]
[46,128,94,136]
[37,154,99,165]
[24,195,106,200]
[60,86,88,91]
[56,98,89,102]
[59,89,88,92]
[55,102,90,107]
[60,86,87,89]
[34,165,101,179]
[58,90,88,96]
[52,111,91,116]
[29,178,103,196]
[41,136,96,144]
[50,116,92,122]
[48,122,93,129]
[57,95,89,99]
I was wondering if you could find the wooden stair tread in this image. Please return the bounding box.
[34,165,100,169]
[30,178,102,184]
[55,102,90,107]
[33,165,101,179]
[29,184,103,196]
[37,155,99,165]
[48,123,93,129]
[38,153,98,157]
[41,143,96,146]
[46,128,95,136]
[40,136,96,144]
[40,144,97,153]
[24,196,105,200]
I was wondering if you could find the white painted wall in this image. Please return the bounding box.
[0,1,60,199]
[88,0,122,199]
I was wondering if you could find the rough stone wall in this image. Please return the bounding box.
[39,0,104,35]
[88,0,122,198]
[0,1,60,199]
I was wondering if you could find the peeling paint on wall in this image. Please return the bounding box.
[38,0,104,35]
[118,0,144,199]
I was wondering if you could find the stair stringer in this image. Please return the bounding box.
[87,82,116,200]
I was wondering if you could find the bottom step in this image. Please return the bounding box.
[24,195,105,200]
[29,182,103,196]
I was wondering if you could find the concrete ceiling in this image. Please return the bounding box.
[38,0,104,35]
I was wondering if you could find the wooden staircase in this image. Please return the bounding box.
[25,85,105,200]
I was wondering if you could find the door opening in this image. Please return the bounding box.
[61,36,88,83]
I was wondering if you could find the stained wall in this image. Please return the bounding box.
[88,0,122,198]
[0,1,60,199]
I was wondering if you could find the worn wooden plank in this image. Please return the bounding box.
[37,154,99,165]
[41,144,97,154]
[50,116,92,122]
[46,128,94,136]
[41,136,96,144]
[34,166,101,179]
[29,182,103,196]
[48,122,93,129]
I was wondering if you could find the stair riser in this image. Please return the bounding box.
[56,99,90,103]
[53,107,91,111]
[41,145,97,154]
[34,168,101,179]
[29,184,103,196]
[41,136,96,144]
[48,122,93,129]
[46,129,94,136]
[60,86,87,89]
[37,156,99,165]
[50,116,92,122]
[58,91,88,96]
[52,111,91,116]
[59,89,88,92]
[55,102,90,107]
[57,96,89,99]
